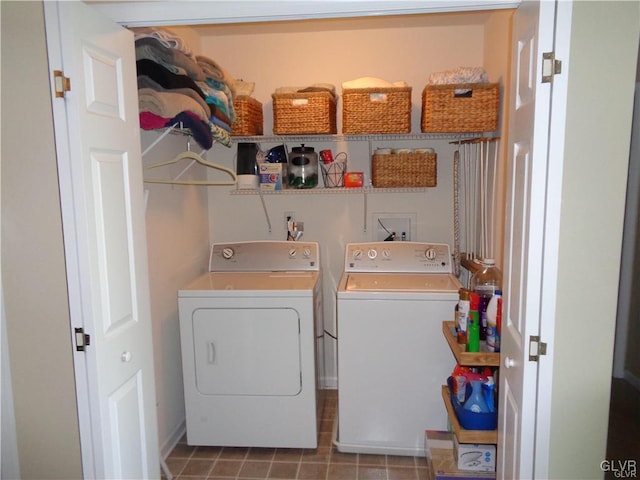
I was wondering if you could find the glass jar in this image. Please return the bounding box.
[288,144,318,189]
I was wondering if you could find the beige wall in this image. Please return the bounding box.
[1,1,83,478]
[192,11,512,385]
[141,129,211,455]
[548,1,640,478]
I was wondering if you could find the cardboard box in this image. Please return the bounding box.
[259,163,284,191]
[425,431,496,480]
[454,434,496,472]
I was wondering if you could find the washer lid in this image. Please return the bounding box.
[345,273,462,293]
[180,271,320,295]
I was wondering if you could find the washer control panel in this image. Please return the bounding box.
[210,241,319,272]
[344,242,453,273]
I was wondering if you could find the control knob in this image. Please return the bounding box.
[221,247,235,259]
[367,248,378,260]
[425,248,437,261]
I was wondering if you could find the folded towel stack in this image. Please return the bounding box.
[342,76,408,90]
[428,67,488,85]
[275,83,337,98]
[130,26,237,149]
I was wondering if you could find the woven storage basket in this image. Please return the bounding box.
[421,83,499,133]
[231,96,263,136]
[342,86,412,134]
[272,91,337,135]
[371,152,437,188]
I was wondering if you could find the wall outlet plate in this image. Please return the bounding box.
[373,213,417,241]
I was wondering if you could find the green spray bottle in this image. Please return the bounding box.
[467,292,480,352]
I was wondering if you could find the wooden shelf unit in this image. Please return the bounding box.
[442,321,500,366]
[441,386,498,444]
[442,321,499,445]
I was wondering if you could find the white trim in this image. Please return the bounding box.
[90,0,521,26]
[534,1,572,478]
[613,83,640,379]
[43,2,96,477]
[1,280,21,480]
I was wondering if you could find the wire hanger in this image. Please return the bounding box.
[144,136,237,186]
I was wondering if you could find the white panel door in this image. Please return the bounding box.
[499,1,559,478]
[44,1,160,478]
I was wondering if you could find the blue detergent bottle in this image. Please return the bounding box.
[463,380,490,413]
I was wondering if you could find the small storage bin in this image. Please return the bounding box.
[421,83,499,133]
[231,96,263,136]
[342,86,412,134]
[371,151,437,188]
[272,91,337,135]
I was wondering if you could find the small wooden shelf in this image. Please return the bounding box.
[441,385,498,444]
[442,321,500,366]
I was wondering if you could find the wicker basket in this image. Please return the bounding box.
[342,87,412,134]
[231,96,263,136]
[371,152,437,188]
[272,91,337,135]
[421,83,499,133]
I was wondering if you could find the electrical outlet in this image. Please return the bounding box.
[285,211,295,230]
[373,213,416,241]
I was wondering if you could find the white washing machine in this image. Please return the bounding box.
[335,241,462,456]
[178,241,324,448]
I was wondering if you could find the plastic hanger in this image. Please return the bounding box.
[144,137,237,186]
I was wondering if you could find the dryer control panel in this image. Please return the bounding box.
[210,241,319,272]
[344,242,453,273]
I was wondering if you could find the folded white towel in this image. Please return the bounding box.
[235,80,255,97]
[428,67,488,85]
[342,76,408,89]
[274,84,336,96]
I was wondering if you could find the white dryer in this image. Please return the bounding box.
[335,242,462,456]
[178,241,324,448]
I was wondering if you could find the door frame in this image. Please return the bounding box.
[43,3,97,474]
[530,1,572,477]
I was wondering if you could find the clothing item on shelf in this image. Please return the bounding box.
[138,87,210,124]
[135,36,205,81]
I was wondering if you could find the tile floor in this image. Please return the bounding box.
[163,390,430,480]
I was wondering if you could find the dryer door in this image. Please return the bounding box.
[192,307,302,396]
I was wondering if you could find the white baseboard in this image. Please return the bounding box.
[160,419,186,459]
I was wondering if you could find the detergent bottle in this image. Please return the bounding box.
[486,290,502,352]
[470,258,502,340]
[466,292,480,353]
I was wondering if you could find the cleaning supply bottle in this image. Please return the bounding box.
[455,288,471,344]
[470,258,502,340]
[463,380,490,413]
[483,377,496,413]
[496,295,502,352]
[486,290,502,352]
[466,292,480,352]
